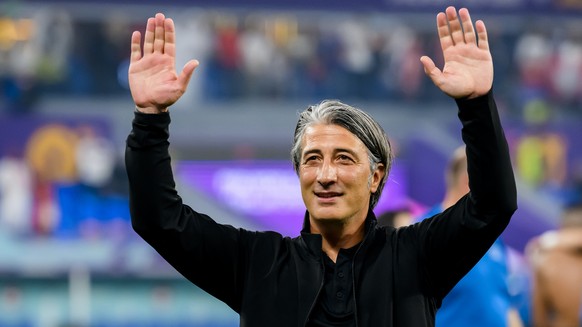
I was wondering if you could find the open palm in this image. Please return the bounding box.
[421,7,493,99]
[129,13,198,113]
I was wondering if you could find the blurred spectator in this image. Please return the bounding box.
[313,23,343,99]
[25,124,77,235]
[75,125,116,189]
[0,15,39,114]
[95,14,132,95]
[382,25,424,101]
[549,27,582,107]
[376,207,412,228]
[417,146,526,327]
[34,10,73,87]
[174,11,213,106]
[239,15,276,98]
[285,23,319,98]
[205,14,242,100]
[1,9,75,113]
[526,202,582,327]
[514,100,568,193]
[73,125,128,239]
[513,30,553,107]
[337,18,375,99]
[0,151,33,234]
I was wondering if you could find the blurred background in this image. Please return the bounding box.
[1,0,582,326]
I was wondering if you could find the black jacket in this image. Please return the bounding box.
[125,92,517,327]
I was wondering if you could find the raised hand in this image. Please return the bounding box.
[420,7,493,99]
[129,13,199,113]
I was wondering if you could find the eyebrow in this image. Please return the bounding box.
[302,148,360,158]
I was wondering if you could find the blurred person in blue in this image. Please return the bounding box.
[417,146,527,327]
[125,6,517,326]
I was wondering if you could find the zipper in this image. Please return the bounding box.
[351,242,364,327]
[304,255,325,326]
[351,220,373,327]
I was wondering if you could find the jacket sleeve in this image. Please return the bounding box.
[415,91,517,301]
[125,111,245,312]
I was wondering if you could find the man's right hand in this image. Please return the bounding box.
[129,13,199,114]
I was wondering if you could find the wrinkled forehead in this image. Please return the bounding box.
[301,123,367,152]
[302,122,356,138]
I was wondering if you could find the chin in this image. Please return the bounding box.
[309,208,345,222]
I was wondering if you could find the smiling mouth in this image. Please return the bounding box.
[315,192,342,198]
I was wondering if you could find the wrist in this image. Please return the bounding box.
[135,105,168,114]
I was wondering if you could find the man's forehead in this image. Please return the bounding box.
[304,123,353,135]
[303,124,357,139]
[301,124,365,152]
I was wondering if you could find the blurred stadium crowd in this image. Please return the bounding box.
[1,7,582,112]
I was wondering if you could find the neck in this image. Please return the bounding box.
[442,189,467,210]
[310,217,366,263]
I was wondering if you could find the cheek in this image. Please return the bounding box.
[299,168,316,186]
[339,167,370,187]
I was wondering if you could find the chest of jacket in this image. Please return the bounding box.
[238,228,436,327]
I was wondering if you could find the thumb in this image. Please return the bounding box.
[178,59,199,90]
[420,56,442,86]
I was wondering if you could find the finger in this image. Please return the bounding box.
[178,59,199,90]
[153,13,165,53]
[420,55,443,87]
[130,31,142,63]
[475,20,490,52]
[164,18,176,57]
[436,12,454,52]
[143,17,155,54]
[459,8,476,45]
[446,6,464,45]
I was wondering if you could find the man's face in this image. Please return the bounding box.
[299,123,384,225]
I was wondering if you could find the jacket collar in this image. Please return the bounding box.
[299,210,378,256]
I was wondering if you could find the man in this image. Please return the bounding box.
[527,203,582,327]
[377,207,414,228]
[125,6,517,326]
[418,147,525,327]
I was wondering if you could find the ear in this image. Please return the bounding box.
[370,163,386,193]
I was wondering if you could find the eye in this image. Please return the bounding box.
[337,154,354,163]
[304,155,320,163]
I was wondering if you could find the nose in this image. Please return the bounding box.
[317,160,337,187]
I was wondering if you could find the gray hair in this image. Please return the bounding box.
[291,100,393,209]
